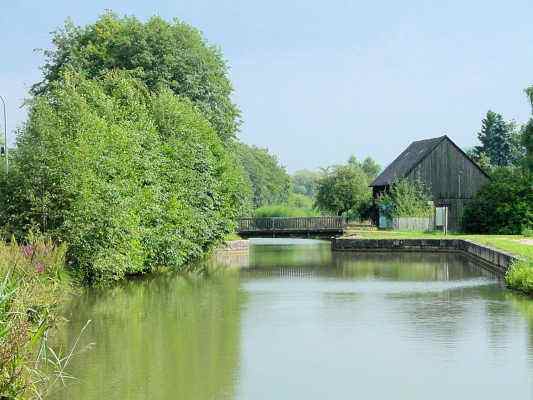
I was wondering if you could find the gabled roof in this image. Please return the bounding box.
[370,136,447,187]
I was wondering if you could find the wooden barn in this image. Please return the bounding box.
[370,135,490,231]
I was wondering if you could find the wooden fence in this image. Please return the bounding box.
[238,216,347,234]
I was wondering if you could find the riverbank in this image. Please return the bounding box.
[341,229,533,295]
[0,239,72,398]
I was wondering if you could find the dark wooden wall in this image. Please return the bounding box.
[407,138,489,230]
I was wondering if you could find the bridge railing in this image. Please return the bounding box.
[238,216,347,232]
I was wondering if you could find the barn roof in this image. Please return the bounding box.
[370,136,447,187]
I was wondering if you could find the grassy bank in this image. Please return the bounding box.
[0,239,72,398]
[344,229,533,295]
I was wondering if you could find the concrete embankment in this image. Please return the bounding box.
[332,238,518,275]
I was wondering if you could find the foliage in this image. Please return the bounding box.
[0,237,71,398]
[462,168,532,234]
[472,111,523,168]
[233,142,291,209]
[348,155,381,180]
[292,169,320,198]
[506,259,533,295]
[315,163,371,216]
[465,147,493,173]
[32,12,240,142]
[253,205,320,218]
[286,193,314,209]
[378,178,433,218]
[254,193,319,218]
[0,71,245,283]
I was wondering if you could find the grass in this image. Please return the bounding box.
[0,237,74,398]
[344,228,533,295]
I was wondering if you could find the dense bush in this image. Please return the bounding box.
[462,168,532,234]
[254,205,320,218]
[0,71,245,283]
[378,179,433,218]
[32,12,240,142]
[254,193,319,218]
[506,259,533,295]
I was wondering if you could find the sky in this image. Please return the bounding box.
[1,1,532,172]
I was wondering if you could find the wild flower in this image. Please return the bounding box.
[35,262,45,274]
[21,245,34,258]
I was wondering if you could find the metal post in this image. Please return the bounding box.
[0,96,7,174]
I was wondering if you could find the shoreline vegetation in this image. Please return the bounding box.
[0,238,72,398]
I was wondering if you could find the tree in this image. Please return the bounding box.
[32,12,240,142]
[233,142,291,209]
[315,164,371,216]
[0,71,245,283]
[348,155,381,180]
[292,169,320,198]
[462,168,532,234]
[465,147,493,173]
[377,179,433,218]
[361,157,382,180]
[474,111,522,167]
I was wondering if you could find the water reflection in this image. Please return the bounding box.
[51,239,532,399]
[50,273,245,400]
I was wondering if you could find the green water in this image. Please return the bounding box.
[51,239,533,399]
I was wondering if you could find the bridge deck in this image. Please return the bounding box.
[238,216,347,238]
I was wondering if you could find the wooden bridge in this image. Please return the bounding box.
[237,216,347,238]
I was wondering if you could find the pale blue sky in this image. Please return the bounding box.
[1,1,532,172]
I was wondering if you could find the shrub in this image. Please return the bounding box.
[462,168,532,234]
[378,178,433,218]
[505,259,533,294]
[0,71,245,283]
[254,205,320,218]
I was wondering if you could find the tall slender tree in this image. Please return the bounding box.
[475,110,522,167]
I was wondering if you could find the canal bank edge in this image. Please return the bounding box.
[331,238,518,275]
[215,240,250,253]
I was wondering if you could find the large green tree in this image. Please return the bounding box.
[32,12,240,142]
[474,110,522,167]
[233,142,291,209]
[0,71,245,283]
[315,163,371,216]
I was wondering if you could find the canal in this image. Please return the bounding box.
[51,239,533,399]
